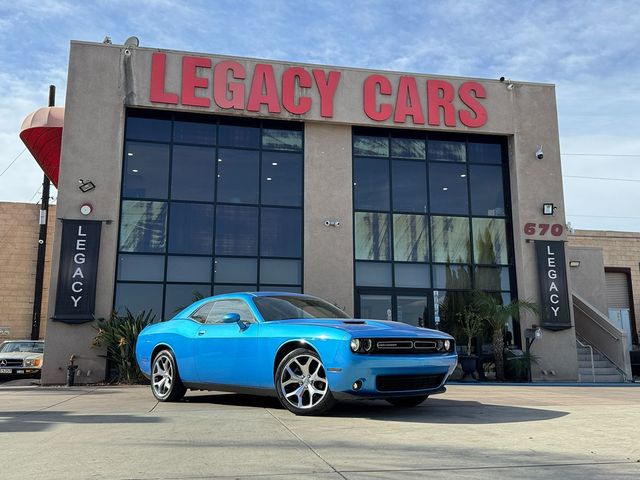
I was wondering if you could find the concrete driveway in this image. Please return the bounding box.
[1,384,639,479]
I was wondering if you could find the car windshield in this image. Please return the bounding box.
[0,342,44,354]
[254,296,350,321]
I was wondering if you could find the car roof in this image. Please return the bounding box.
[182,291,312,313]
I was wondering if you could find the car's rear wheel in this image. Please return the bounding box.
[385,395,429,407]
[151,350,186,402]
[275,348,335,416]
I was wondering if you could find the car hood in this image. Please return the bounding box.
[267,318,453,339]
[0,352,43,360]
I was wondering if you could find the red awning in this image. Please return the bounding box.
[19,107,64,187]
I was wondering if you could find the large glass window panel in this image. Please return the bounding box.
[355,212,391,261]
[214,284,257,295]
[391,137,425,159]
[394,264,430,288]
[393,214,428,262]
[122,143,170,199]
[215,205,258,256]
[260,208,302,257]
[125,115,171,142]
[397,296,428,327]
[360,295,392,321]
[433,264,471,289]
[119,201,167,253]
[216,149,259,204]
[260,259,301,285]
[353,135,389,157]
[173,120,216,145]
[429,163,469,215]
[115,283,163,319]
[117,255,165,281]
[164,284,211,319]
[218,123,260,148]
[427,139,466,162]
[468,142,502,164]
[431,216,470,263]
[262,128,303,151]
[259,285,302,293]
[433,289,473,334]
[475,266,511,291]
[470,165,505,216]
[168,203,214,255]
[392,160,427,213]
[473,218,509,265]
[171,145,216,202]
[355,262,392,287]
[261,152,302,206]
[167,256,212,283]
[214,257,257,284]
[353,157,390,211]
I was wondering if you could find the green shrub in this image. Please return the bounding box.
[92,310,156,384]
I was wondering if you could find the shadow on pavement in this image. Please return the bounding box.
[181,392,569,424]
[0,410,163,433]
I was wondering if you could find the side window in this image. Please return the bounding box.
[205,299,257,325]
[190,302,214,323]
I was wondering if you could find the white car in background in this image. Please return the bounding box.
[0,340,44,377]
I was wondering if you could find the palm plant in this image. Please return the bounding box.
[456,306,484,356]
[473,292,540,381]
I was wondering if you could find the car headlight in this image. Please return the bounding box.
[25,359,34,367]
[444,340,451,351]
[350,339,361,352]
[362,339,373,352]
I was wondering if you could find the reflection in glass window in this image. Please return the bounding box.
[433,264,471,289]
[171,146,216,202]
[397,296,427,327]
[433,289,473,334]
[165,284,211,319]
[468,142,502,164]
[391,137,425,159]
[117,254,165,281]
[126,116,171,142]
[431,216,470,263]
[360,295,393,320]
[217,149,259,204]
[122,143,170,199]
[215,205,258,256]
[428,139,466,162]
[393,214,428,262]
[261,152,302,206]
[262,128,303,151]
[261,208,302,257]
[429,163,469,215]
[353,157,390,211]
[214,285,257,295]
[173,120,216,145]
[260,259,301,285]
[167,256,212,283]
[473,218,508,264]
[355,212,390,261]
[392,160,427,213]
[258,285,302,293]
[168,203,214,255]
[470,165,505,216]
[115,283,163,318]
[353,135,389,157]
[218,123,260,148]
[355,262,392,287]
[394,264,430,288]
[214,257,257,284]
[119,201,167,253]
[475,266,511,291]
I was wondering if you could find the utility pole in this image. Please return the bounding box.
[30,85,55,340]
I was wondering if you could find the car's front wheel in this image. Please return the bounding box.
[151,350,186,402]
[385,395,429,407]
[275,348,335,415]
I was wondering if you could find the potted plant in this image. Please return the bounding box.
[473,292,540,381]
[456,306,484,380]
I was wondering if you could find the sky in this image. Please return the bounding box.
[0,0,639,231]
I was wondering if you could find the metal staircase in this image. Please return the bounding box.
[576,338,625,383]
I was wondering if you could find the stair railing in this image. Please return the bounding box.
[576,337,595,382]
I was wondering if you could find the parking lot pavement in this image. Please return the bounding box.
[0,384,639,480]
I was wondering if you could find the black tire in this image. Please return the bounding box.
[151,349,186,402]
[275,348,336,416]
[385,395,429,407]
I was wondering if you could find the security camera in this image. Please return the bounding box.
[536,146,544,160]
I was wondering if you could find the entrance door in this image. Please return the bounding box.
[356,289,432,328]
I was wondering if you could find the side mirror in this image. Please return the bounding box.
[222,313,241,324]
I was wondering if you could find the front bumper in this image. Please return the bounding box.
[0,367,41,376]
[327,352,457,399]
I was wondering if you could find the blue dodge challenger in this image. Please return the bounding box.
[135,292,457,415]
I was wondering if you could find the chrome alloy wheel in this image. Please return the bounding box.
[279,354,328,409]
[152,354,173,398]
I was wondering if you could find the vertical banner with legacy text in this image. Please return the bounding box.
[52,220,102,324]
[535,241,572,331]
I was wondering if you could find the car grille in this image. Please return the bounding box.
[372,338,452,354]
[376,373,445,392]
[0,358,24,367]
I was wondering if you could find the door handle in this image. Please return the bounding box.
[198,330,205,336]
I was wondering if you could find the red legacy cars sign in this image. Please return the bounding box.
[149,52,487,128]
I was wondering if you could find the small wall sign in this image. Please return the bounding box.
[535,241,572,331]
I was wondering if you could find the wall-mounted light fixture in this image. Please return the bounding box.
[78,179,96,193]
[542,203,556,216]
[569,260,581,268]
